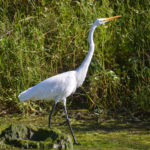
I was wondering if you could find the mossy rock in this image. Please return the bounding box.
[0,124,73,150]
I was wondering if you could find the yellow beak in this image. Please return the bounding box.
[104,15,121,21]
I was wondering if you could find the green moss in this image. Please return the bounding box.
[0,112,150,150]
[0,124,73,150]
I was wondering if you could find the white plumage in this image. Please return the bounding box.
[19,71,77,102]
[18,16,120,145]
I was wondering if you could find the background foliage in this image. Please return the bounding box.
[0,0,149,118]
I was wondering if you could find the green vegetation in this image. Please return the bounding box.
[0,112,150,150]
[0,0,150,118]
[0,124,73,149]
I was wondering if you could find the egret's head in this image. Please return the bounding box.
[95,15,121,26]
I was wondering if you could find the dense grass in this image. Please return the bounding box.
[0,0,150,117]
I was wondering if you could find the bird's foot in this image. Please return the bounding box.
[74,141,81,145]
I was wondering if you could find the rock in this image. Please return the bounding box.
[0,124,73,150]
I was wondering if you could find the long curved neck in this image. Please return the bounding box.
[76,23,97,87]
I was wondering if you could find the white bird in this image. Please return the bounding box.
[18,16,120,145]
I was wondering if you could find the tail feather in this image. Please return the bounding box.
[18,87,33,102]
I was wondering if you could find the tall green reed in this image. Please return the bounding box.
[0,0,149,116]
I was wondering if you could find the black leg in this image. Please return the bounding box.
[64,105,80,145]
[49,102,57,128]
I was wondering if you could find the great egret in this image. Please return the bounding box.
[18,16,120,145]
